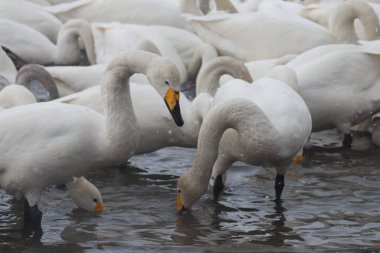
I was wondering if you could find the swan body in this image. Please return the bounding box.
[287,43,380,135]
[177,78,312,210]
[45,0,190,30]
[0,50,183,232]
[0,0,63,43]
[188,12,336,61]
[0,18,95,65]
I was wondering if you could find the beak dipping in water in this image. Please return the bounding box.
[164,86,184,127]
[177,191,186,213]
[94,201,105,213]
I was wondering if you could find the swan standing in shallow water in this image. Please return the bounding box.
[286,43,380,147]
[0,50,183,234]
[177,77,312,212]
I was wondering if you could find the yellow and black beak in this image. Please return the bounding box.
[177,191,186,213]
[94,201,105,213]
[164,86,184,127]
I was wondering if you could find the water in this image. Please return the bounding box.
[1,131,380,252]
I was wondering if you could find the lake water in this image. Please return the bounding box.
[1,131,380,252]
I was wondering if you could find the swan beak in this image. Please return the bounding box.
[293,153,303,164]
[164,87,184,127]
[177,192,186,213]
[94,201,105,213]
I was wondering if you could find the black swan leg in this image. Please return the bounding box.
[274,174,285,202]
[23,199,43,236]
[213,175,224,200]
[343,133,352,148]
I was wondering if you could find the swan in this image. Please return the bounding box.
[187,0,378,61]
[0,50,183,234]
[299,0,380,42]
[66,176,104,213]
[0,18,96,65]
[176,78,312,212]
[0,0,63,43]
[45,0,191,30]
[286,42,380,147]
[55,56,251,154]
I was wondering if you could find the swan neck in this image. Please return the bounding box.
[56,20,96,65]
[191,99,256,186]
[330,0,380,43]
[15,64,59,100]
[196,57,252,96]
[187,43,218,82]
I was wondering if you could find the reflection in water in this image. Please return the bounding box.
[1,134,380,251]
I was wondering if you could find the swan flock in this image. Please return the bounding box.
[0,0,379,236]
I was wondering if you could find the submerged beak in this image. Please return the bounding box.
[177,192,186,213]
[164,86,184,127]
[94,201,105,213]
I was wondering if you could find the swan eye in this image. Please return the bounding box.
[93,198,97,202]
[178,189,181,193]
[165,80,169,85]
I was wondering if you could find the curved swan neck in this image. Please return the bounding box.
[16,64,59,100]
[330,0,380,43]
[191,99,261,187]
[196,56,252,96]
[187,43,218,83]
[56,19,96,65]
[132,39,161,56]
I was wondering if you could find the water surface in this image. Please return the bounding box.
[1,131,379,252]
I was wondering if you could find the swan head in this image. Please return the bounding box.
[147,59,184,127]
[176,170,207,213]
[66,177,104,213]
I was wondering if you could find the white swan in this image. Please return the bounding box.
[187,0,378,61]
[0,0,63,43]
[176,78,312,211]
[299,0,380,42]
[0,50,183,234]
[55,56,251,154]
[0,18,96,65]
[286,42,380,147]
[45,0,190,30]
[66,176,104,213]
